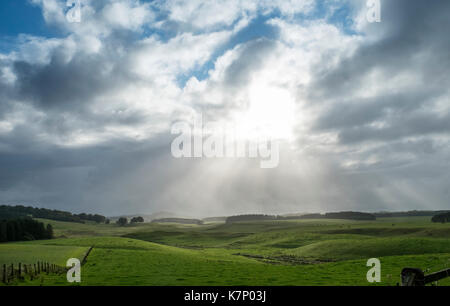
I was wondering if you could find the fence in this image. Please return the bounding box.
[1,246,94,285]
[1,261,67,284]
[81,247,93,265]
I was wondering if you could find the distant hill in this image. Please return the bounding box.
[226,215,277,223]
[0,205,107,224]
[151,218,204,225]
[202,216,228,223]
[226,212,376,223]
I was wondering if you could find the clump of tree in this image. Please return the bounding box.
[77,213,106,223]
[432,212,450,223]
[0,205,107,224]
[130,216,145,223]
[46,223,53,238]
[0,218,53,242]
[116,217,128,226]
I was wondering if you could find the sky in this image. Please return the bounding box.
[0,0,449,217]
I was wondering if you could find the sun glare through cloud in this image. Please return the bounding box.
[237,82,297,141]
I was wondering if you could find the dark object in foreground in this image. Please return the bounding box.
[401,268,450,286]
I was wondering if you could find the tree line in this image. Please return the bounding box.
[0,205,107,224]
[374,210,450,218]
[0,218,53,243]
[116,216,145,226]
[320,212,376,221]
[432,212,450,223]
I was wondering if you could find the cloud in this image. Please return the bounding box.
[0,0,449,215]
[158,0,315,30]
[303,0,450,170]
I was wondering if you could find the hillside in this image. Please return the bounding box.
[2,215,449,286]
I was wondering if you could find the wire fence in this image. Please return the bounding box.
[1,261,67,284]
[1,246,93,285]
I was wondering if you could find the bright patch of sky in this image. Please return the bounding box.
[177,12,281,87]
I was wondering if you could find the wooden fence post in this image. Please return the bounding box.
[2,264,5,283]
[0,261,64,283]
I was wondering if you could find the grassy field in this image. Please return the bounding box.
[2,216,450,286]
[0,244,89,266]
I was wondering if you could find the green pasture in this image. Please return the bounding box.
[1,216,449,286]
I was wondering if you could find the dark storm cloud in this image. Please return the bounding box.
[338,111,450,144]
[13,51,126,111]
[0,128,174,214]
[314,90,440,131]
[7,39,153,140]
[0,84,13,120]
[0,62,17,120]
